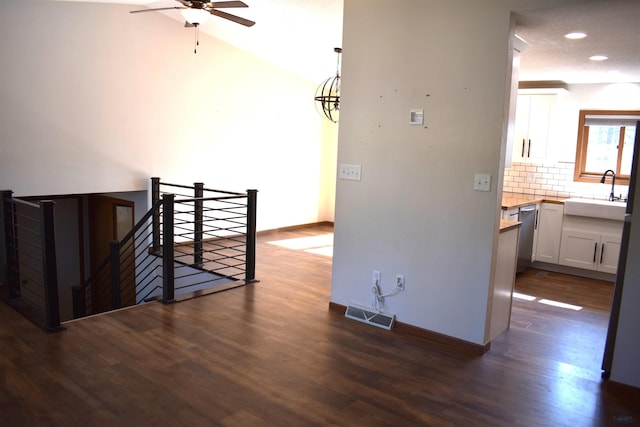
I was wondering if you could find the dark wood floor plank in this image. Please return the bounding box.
[1,224,639,426]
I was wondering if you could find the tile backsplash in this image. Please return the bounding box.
[503,161,629,201]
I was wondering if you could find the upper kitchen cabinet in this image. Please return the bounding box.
[512,93,558,163]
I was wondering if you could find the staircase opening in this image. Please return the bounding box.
[0,178,258,330]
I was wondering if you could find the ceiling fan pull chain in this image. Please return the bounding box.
[194,25,198,54]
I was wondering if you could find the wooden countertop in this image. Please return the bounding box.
[499,219,521,232]
[501,192,566,210]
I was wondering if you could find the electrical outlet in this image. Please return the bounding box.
[396,274,405,291]
[373,270,381,286]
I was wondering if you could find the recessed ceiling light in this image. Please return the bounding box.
[589,55,608,61]
[564,32,587,39]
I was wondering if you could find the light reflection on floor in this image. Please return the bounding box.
[513,291,583,310]
[269,238,584,310]
[266,233,333,257]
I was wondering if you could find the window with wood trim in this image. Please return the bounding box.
[574,110,640,185]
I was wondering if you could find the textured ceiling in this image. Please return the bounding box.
[51,0,640,85]
[515,0,640,84]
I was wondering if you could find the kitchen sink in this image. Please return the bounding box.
[563,198,627,221]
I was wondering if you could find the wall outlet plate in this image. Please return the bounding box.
[473,173,491,191]
[339,164,362,181]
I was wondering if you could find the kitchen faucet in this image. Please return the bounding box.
[600,169,617,201]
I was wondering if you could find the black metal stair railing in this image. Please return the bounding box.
[74,198,165,317]
[153,178,257,287]
[1,179,257,324]
[0,190,64,331]
[74,178,257,318]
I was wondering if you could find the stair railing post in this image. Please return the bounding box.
[40,200,62,331]
[151,177,161,254]
[109,240,121,310]
[245,189,257,283]
[1,190,19,299]
[162,193,175,303]
[71,285,83,319]
[194,182,204,266]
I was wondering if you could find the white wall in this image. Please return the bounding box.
[332,0,588,345]
[0,0,337,230]
[554,83,640,162]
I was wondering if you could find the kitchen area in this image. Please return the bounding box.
[490,177,629,343]
[501,191,626,280]
[488,81,639,341]
[487,2,640,350]
[499,83,638,283]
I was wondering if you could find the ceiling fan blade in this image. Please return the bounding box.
[208,1,249,8]
[210,9,255,27]
[130,6,186,14]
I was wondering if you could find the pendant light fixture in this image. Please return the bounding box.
[314,47,342,123]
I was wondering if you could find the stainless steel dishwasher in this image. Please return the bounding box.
[517,205,537,273]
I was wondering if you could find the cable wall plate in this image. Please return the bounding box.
[410,109,424,125]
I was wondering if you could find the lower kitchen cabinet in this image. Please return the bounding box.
[559,229,621,274]
[489,222,520,342]
[501,207,519,221]
[599,233,622,274]
[535,202,564,264]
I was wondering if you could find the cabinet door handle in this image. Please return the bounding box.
[600,244,605,264]
[527,139,532,157]
[593,242,598,263]
[521,139,526,157]
[534,209,539,230]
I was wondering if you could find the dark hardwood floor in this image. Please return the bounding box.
[1,224,638,426]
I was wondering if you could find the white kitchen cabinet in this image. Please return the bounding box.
[599,233,622,274]
[535,202,564,264]
[512,94,556,162]
[501,207,519,221]
[559,219,622,273]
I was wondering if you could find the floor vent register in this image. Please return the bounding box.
[345,304,395,330]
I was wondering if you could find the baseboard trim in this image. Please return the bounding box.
[258,221,334,236]
[605,379,640,402]
[329,301,490,355]
[530,261,615,282]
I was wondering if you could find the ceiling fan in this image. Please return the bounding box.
[130,1,255,28]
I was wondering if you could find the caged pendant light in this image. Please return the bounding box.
[314,47,342,123]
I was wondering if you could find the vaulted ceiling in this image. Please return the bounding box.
[53,0,640,85]
[53,0,344,84]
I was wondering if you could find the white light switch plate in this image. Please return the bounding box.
[473,173,491,191]
[339,164,362,181]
